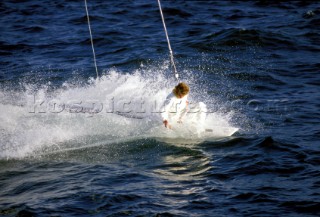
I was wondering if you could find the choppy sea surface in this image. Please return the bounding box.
[1,0,320,216]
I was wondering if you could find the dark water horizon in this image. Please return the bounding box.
[1,0,320,216]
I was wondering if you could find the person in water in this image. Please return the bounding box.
[161,82,208,130]
[161,82,190,128]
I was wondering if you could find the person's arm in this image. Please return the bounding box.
[161,94,174,128]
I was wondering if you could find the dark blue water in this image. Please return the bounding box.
[1,0,320,216]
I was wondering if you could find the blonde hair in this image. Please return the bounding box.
[173,82,190,97]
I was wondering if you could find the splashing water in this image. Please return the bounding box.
[0,67,238,159]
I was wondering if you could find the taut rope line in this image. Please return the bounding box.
[84,0,99,78]
[157,0,179,81]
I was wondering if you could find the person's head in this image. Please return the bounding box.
[173,82,190,98]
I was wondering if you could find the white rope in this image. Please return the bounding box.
[157,0,179,81]
[84,0,99,78]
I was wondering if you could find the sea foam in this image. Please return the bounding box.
[0,67,237,159]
